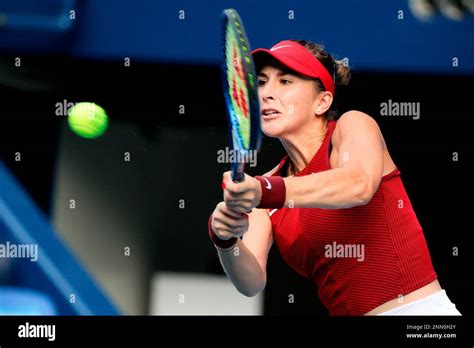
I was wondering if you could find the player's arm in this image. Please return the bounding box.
[212,168,277,297]
[284,111,384,208]
[213,207,272,297]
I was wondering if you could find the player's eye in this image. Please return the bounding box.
[258,79,267,86]
[280,79,291,85]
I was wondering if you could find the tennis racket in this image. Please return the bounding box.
[220,9,262,183]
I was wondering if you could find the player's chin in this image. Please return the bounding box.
[261,114,287,137]
[261,124,287,138]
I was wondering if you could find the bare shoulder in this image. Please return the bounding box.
[337,110,380,131]
[333,110,382,145]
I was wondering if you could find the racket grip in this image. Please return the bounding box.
[232,163,245,183]
[232,171,244,183]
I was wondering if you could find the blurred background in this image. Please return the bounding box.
[0,0,473,316]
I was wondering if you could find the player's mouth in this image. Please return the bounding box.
[261,108,282,120]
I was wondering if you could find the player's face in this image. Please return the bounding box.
[258,62,320,139]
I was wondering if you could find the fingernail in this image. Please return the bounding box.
[221,181,226,189]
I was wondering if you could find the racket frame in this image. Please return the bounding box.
[220,9,261,182]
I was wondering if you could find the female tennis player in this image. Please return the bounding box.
[209,39,462,315]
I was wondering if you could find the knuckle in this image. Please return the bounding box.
[232,227,242,235]
[217,231,227,239]
[238,226,247,236]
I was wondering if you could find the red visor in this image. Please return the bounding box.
[251,40,335,94]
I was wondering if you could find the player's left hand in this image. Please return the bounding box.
[222,172,262,213]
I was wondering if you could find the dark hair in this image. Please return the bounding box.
[292,39,351,120]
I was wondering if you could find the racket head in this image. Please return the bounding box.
[220,9,262,182]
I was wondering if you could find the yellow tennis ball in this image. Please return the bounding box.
[68,102,108,139]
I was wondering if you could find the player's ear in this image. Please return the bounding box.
[314,91,333,116]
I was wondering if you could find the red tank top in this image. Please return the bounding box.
[269,120,437,315]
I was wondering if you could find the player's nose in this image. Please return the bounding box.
[259,83,275,102]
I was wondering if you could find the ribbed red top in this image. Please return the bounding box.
[269,120,437,315]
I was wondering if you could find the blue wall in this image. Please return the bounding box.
[0,0,473,74]
[0,161,120,315]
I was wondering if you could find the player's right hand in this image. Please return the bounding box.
[211,201,249,240]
